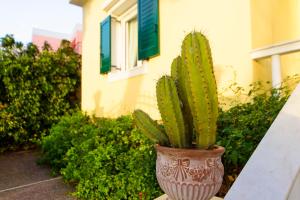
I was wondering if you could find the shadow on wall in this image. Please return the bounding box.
[214,64,227,88]
[214,64,244,109]
[102,64,241,118]
[104,75,159,118]
[214,64,243,95]
[93,61,265,118]
[281,51,300,80]
[120,75,144,115]
[106,63,238,118]
[104,75,145,117]
[93,91,104,116]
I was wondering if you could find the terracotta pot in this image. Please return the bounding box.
[155,145,225,200]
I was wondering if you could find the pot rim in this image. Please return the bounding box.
[155,144,225,158]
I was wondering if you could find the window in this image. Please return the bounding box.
[115,5,142,72]
[126,17,138,70]
[100,0,159,80]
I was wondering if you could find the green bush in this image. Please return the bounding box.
[40,79,297,198]
[39,112,94,172]
[0,35,81,151]
[40,112,162,199]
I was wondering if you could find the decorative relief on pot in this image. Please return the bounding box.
[155,146,225,200]
[157,155,223,183]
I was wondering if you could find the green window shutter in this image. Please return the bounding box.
[138,0,159,60]
[100,16,111,74]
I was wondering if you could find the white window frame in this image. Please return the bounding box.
[105,2,147,82]
[123,8,142,71]
[118,5,142,71]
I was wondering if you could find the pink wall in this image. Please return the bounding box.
[32,27,82,54]
[32,34,63,51]
[71,30,82,54]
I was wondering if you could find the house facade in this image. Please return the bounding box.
[70,0,300,118]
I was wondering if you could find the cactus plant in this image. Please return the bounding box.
[156,75,190,148]
[133,109,169,145]
[133,32,218,149]
[180,32,218,149]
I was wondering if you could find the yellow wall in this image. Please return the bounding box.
[251,0,300,83]
[81,0,253,118]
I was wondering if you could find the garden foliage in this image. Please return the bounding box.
[40,112,162,200]
[0,35,80,151]
[40,79,296,198]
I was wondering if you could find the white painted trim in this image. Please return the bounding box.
[109,4,140,78]
[118,4,137,21]
[271,54,282,88]
[102,0,120,11]
[108,64,147,82]
[251,39,300,59]
[102,0,137,16]
[104,0,141,81]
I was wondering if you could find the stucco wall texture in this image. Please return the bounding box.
[80,0,300,118]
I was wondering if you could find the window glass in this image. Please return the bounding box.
[126,17,138,70]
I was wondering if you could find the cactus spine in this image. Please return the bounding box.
[156,76,189,148]
[181,32,218,149]
[133,109,169,145]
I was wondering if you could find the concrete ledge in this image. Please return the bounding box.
[225,84,300,200]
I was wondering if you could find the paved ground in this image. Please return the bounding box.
[0,150,76,200]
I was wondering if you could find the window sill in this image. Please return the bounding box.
[108,64,147,82]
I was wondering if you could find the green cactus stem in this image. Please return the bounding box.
[133,109,169,145]
[156,75,190,148]
[181,32,218,149]
[171,56,193,142]
[170,56,181,81]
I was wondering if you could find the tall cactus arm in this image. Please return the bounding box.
[171,56,193,143]
[181,32,218,149]
[133,109,170,145]
[156,76,190,148]
[195,33,218,144]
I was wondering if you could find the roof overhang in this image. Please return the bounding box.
[69,0,85,7]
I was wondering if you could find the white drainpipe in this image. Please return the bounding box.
[271,54,282,88]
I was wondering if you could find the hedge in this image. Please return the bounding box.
[0,35,81,152]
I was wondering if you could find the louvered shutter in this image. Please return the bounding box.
[138,0,159,60]
[100,16,111,74]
